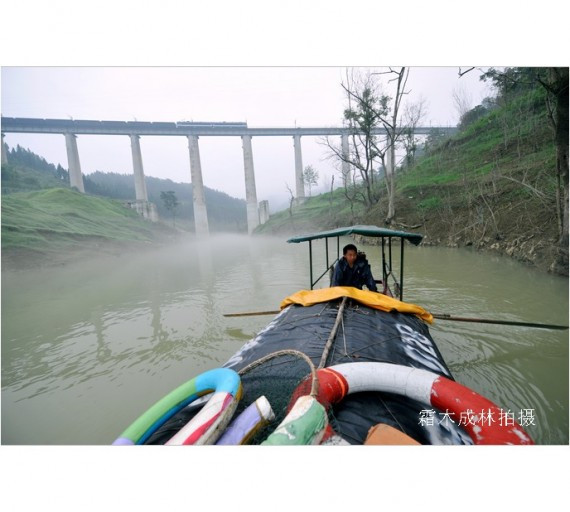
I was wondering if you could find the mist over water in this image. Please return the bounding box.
[2,235,568,444]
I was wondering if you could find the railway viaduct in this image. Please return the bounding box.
[1,117,456,235]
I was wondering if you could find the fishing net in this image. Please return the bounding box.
[234,352,317,444]
[144,351,316,445]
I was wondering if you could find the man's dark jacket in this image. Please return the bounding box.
[331,254,378,291]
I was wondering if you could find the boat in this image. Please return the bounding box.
[112,225,534,446]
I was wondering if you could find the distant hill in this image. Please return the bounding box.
[1,144,248,232]
[1,187,175,269]
[85,171,247,232]
[1,145,69,193]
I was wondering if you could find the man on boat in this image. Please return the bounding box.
[331,244,378,292]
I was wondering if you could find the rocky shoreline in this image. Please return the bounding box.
[420,235,566,275]
[356,214,568,277]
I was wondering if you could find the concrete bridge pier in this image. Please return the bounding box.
[187,135,210,236]
[64,133,85,193]
[241,135,259,234]
[293,135,305,202]
[341,134,350,186]
[1,133,7,165]
[129,134,148,201]
[259,200,270,224]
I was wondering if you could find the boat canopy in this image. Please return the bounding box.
[286,225,424,301]
[287,225,423,246]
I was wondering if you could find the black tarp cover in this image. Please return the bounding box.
[147,299,472,445]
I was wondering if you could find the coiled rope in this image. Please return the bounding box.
[237,297,349,398]
[238,349,319,397]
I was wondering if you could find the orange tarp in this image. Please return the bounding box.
[279,286,433,324]
[364,423,421,445]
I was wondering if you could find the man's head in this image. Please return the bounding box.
[343,244,358,267]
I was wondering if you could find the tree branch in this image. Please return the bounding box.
[458,67,475,77]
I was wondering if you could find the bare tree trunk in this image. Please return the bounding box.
[383,67,408,224]
[385,138,396,223]
[285,183,295,218]
[329,174,335,221]
[333,70,388,208]
[452,83,473,121]
[540,68,569,273]
[555,76,569,272]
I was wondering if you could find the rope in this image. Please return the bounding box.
[237,297,349,400]
[318,296,348,369]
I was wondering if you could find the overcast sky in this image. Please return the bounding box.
[2,66,495,209]
[1,0,567,505]
[2,1,565,212]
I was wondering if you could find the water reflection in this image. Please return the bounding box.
[1,235,568,444]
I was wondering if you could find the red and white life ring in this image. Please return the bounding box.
[289,362,533,445]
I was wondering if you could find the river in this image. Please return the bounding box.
[1,234,568,445]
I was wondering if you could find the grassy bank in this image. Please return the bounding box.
[1,188,175,269]
[255,87,565,274]
[255,187,367,236]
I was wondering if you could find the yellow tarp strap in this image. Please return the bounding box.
[279,286,433,324]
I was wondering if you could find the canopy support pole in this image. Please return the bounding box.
[381,237,387,285]
[309,240,314,289]
[400,240,405,301]
[389,238,393,273]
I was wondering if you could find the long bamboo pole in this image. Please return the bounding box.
[223,309,568,330]
[431,313,568,330]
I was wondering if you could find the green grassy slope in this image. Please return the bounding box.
[374,87,558,250]
[393,87,555,217]
[1,188,171,265]
[255,87,562,273]
[255,187,367,235]
[2,146,248,233]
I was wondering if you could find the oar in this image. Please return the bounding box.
[224,309,568,330]
[224,310,280,317]
[431,313,568,330]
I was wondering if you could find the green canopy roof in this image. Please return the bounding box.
[286,225,424,246]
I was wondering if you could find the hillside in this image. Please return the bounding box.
[85,171,247,232]
[1,147,69,193]
[1,144,248,232]
[1,188,176,270]
[256,84,567,275]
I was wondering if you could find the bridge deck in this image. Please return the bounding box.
[1,117,456,137]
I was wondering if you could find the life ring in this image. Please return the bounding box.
[113,368,242,445]
[286,362,534,445]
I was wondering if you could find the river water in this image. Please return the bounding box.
[1,234,568,445]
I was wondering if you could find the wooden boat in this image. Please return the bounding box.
[112,225,534,446]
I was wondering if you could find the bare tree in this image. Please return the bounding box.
[323,69,389,207]
[372,67,411,224]
[285,182,295,218]
[328,174,335,221]
[401,98,427,168]
[452,83,473,122]
[324,67,424,224]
